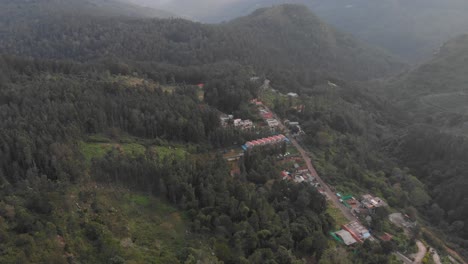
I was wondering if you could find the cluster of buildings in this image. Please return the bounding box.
[285,120,305,136]
[337,193,387,216]
[250,99,263,106]
[360,194,387,214]
[332,194,389,246]
[344,221,372,242]
[281,161,318,185]
[266,119,280,128]
[234,119,253,129]
[333,221,372,246]
[259,108,273,119]
[220,115,254,130]
[281,169,314,184]
[256,103,280,130]
[242,134,289,151]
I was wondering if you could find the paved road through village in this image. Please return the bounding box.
[261,93,467,264]
[289,136,358,222]
[262,94,454,264]
[264,104,358,222]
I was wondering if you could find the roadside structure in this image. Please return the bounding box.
[361,194,387,214]
[343,221,371,243]
[266,119,280,128]
[335,230,358,246]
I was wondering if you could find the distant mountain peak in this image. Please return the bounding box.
[246,4,317,20]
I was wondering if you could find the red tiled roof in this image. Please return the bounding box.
[245,134,287,148]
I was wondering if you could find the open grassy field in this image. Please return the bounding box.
[326,201,349,229]
[80,141,146,163]
[80,134,191,165]
[150,146,188,161]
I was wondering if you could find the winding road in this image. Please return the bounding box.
[412,241,427,264]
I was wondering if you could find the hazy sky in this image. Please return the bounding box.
[128,0,250,19]
[131,0,245,8]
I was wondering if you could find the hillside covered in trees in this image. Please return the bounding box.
[0,54,343,263]
[0,0,175,19]
[0,2,404,85]
[141,0,468,61]
[376,35,468,254]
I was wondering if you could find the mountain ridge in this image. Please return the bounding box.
[0,0,176,19]
[0,3,406,84]
[133,0,468,61]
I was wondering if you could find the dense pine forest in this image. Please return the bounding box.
[1,0,468,263]
[0,55,336,263]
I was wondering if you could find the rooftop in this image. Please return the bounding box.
[243,134,288,149]
[361,194,387,209]
[343,221,371,242]
[335,230,357,245]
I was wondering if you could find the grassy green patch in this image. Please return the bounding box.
[80,142,146,163]
[151,146,187,161]
[286,145,299,156]
[260,89,279,107]
[326,201,349,229]
[129,194,150,206]
[80,134,192,166]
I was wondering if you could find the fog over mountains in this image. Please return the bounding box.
[127,0,468,61]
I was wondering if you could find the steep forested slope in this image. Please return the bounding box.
[0,0,175,19]
[223,5,403,83]
[147,0,468,61]
[380,35,468,254]
[385,34,468,134]
[0,3,404,85]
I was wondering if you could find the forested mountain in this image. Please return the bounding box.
[0,3,404,85]
[377,34,468,254]
[139,0,468,61]
[0,0,175,19]
[384,34,468,134]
